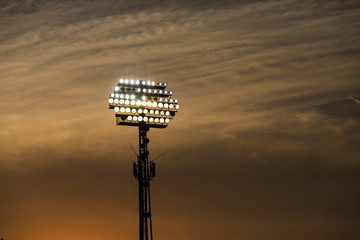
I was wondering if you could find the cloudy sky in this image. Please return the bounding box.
[0,0,359,239]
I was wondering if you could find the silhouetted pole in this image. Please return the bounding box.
[109,79,180,240]
[136,123,153,240]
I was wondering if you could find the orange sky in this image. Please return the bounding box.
[0,1,360,240]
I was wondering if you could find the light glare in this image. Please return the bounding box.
[110,79,179,127]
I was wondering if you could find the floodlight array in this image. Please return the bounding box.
[109,79,180,128]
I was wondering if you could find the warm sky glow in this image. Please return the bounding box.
[0,1,360,240]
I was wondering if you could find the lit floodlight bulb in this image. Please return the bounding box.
[120,94,124,98]
[111,93,115,97]
[142,101,147,106]
[159,90,163,94]
[147,101,152,107]
[142,89,146,93]
[175,104,180,109]
[131,100,135,105]
[154,90,157,94]
[169,99,173,103]
[150,110,154,114]
[154,118,159,123]
[151,81,155,86]
[137,88,141,92]
[124,79,129,84]
[165,118,170,123]
[132,108,136,113]
[159,82,162,86]
[160,118,164,123]
[125,100,130,105]
[169,91,173,95]
[166,111,170,115]
[165,98,168,102]
[126,108,130,113]
[147,81,151,86]
[169,104,174,108]
[114,107,119,112]
[158,103,163,108]
[108,98,114,103]
[142,96,146,100]
[114,99,119,104]
[144,116,148,121]
[152,102,157,107]
[160,110,164,115]
[142,81,146,85]
[164,103,169,108]
[120,107,125,112]
[114,86,119,91]
[136,80,140,85]
[119,78,124,83]
[164,90,168,94]
[155,110,159,115]
[138,109,143,114]
[130,79,135,85]
[133,116,137,121]
[138,116,143,121]
[143,109,148,114]
[136,100,141,106]
[149,117,154,122]
[127,116,132,120]
[131,95,135,99]
[175,99,178,103]
[120,99,125,104]
[148,89,151,93]
[164,82,167,86]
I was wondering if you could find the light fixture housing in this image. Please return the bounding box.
[109,79,180,128]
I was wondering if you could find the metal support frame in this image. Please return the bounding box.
[137,124,153,240]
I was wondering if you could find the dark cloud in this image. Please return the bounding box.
[315,97,360,119]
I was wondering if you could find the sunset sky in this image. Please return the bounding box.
[0,0,360,239]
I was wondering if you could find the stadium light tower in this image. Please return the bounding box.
[108,78,180,240]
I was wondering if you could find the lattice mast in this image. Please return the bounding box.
[108,79,180,240]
